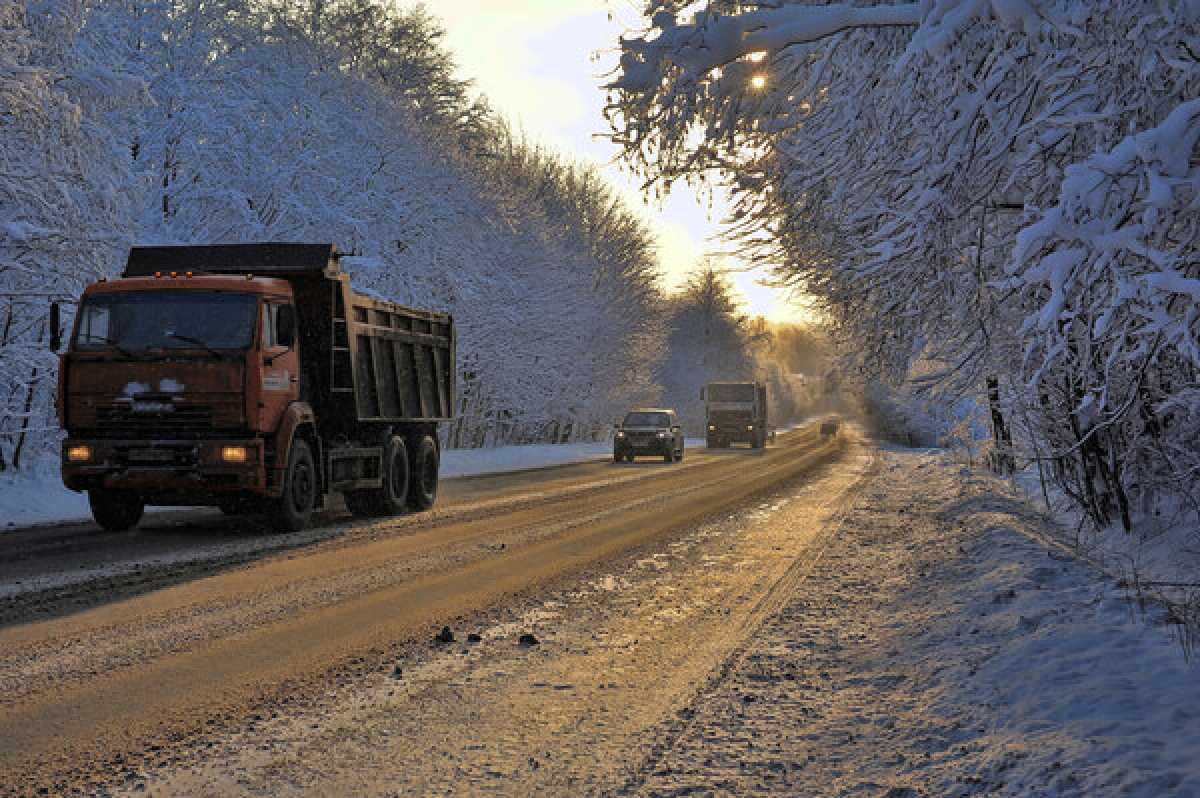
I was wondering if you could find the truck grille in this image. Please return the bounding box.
[94,401,214,435]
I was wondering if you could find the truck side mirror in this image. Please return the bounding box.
[49,302,62,352]
[276,305,297,348]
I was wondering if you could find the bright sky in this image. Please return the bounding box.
[431,0,807,324]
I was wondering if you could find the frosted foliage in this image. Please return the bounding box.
[609,0,1200,530]
[0,0,665,468]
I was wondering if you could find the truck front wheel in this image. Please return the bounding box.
[407,435,439,511]
[89,490,144,532]
[271,439,316,532]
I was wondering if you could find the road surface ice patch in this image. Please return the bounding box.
[1,438,699,529]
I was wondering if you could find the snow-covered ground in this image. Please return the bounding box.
[0,437,711,529]
[1010,465,1200,618]
[639,447,1200,796]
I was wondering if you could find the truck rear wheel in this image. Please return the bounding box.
[271,439,316,532]
[89,490,144,532]
[407,435,439,511]
[346,436,409,518]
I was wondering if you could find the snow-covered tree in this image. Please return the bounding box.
[0,0,668,468]
[0,0,132,470]
[608,0,1200,529]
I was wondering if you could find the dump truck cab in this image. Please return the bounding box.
[57,243,454,533]
[702,381,768,449]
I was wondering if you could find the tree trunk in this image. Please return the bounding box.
[986,376,1014,475]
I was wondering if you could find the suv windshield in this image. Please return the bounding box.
[623,412,671,427]
[708,384,756,402]
[74,292,258,353]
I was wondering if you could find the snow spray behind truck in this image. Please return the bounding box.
[702,381,768,449]
[54,243,454,532]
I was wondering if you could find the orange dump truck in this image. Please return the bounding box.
[55,243,454,532]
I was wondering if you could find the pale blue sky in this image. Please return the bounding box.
[432,1,804,322]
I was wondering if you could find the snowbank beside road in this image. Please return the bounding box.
[2,437,723,529]
[640,448,1200,796]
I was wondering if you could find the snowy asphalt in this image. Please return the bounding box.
[0,424,845,795]
[3,429,1195,797]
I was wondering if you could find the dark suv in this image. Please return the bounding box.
[614,408,685,463]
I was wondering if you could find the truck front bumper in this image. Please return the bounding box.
[61,438,267,498]
[707,425,757,443]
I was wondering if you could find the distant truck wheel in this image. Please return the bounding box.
[89,490,144,532]
[407,435,439,511]
[347,436,410,518]
[271,438,316,532]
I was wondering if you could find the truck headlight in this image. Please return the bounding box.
[615,431,626,438]
[66,444,92,463]
[708,425,716,431]
[656,431,669,438]
[221,445,249,463]
[746,425,754,431]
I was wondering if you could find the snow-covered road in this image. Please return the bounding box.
[635,449,1200,797]
[2,433,1195,797]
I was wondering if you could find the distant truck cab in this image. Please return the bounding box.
[702,381,768,449]
[614,408,685,463]
[55,243,454,532]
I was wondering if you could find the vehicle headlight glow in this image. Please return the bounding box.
[708,425,716,431]
[66,444,92,463]
[615,431,626,438]
[657,431,670,438]
[221,445,249,463]
[746,425,755,431]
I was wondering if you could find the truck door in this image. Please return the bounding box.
[260,301,300,429]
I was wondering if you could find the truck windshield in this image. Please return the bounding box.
[623,412,671,427]
[73,292,258,352]
[708,384,756,402]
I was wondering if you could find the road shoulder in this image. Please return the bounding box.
[631,447,1200,797]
